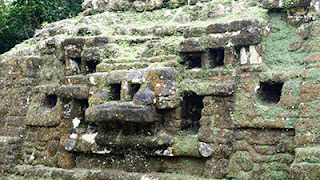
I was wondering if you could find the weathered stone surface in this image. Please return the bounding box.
[95,134,172,149]
[85,102,158,123]
[146,67,176,83]
[198,127,233,145]
[2,1,320,178]
[180,80,236,96]
[171,136,201,157]
[295,147,320,163]
[178,38,205,52]
[204,158,229,178]
[295,118,320,147]
[57,85,89,99]
[60,76,86,85]
[133,88,155,105]
[262,0,312,9]
[65,138,78,152]
[89,89,109,105]
[290,163,320,180]
[206,18,261,34]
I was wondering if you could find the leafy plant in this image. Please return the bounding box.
[0,0,83,54]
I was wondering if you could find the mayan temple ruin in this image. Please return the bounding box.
[0,0,320,179]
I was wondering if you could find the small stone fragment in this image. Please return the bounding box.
[133,88,155,105]
[65,138,78,151]
[199,142,214,157]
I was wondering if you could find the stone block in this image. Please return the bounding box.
[180,80,236,96]
[198,127,233,145]
[133,88,155,106]
[85,102,159,123]
[206,28,262,49]
[290,163,320,180]
[299,82,320,103]
[295,147,320,163]
[57,85,89,100]
[25,127,60,142]
[60,76,86,85]
[171,136,201,157]
[262,0,312,9]
[295,118,320,147]
[206,19,261,34]
[298,100,320,118]
[146,67,176,83]
[204,158,229,178]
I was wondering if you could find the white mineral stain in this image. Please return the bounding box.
[81,132,98,144]
[72,117,81,128]
[89,76,96,85]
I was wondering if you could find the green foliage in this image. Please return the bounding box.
[0,0,83,54]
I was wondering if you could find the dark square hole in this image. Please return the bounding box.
[109,83,121,100]
[86,61,99,73]
[180,52,202,69]
[45,94,57,108]
[129,83,141,100]
[256,82,284,106]
[181,93,204,133]
[74,99,89,117]
[209,49,224,68]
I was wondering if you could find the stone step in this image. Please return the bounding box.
[183,69,236,81]
[14,164,206,179]
[180,80,236,96]
[61,35,158,48]
[95,134,173,149]
[60,75,86,85]
[128,18,261,38]
[56,85,89,99]
[114,36,160,44]
[179,27,262,52]
[102,55,176,64]
[0,136,22,144]
[85,102,158,123]
[96,62,150,72]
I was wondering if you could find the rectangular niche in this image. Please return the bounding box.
[255,82,284,106]
[69,58,99,74]
[69,58,82,74]
[180,52,203,69]
[181,93,204,134]
[109,83,121,100]
[44,94,58,108]
[208,48,224,68]
[74,99,89,117]
[86,60,99,74]
[128,83,141,100]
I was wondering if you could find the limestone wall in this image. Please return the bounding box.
[0,0,320,179]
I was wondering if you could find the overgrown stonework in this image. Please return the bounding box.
[0,0,320,179]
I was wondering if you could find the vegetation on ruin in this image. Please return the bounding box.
[0,0,83,54]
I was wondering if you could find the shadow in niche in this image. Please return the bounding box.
[180,52,202,69]
[128,83,141,100]
[44,94,57,108]
[256,82,284,106]
[86,60,99,73]
[209,48,224,68]
[109,83,121,100]
[75,99,89,117]
[181,93,204,134]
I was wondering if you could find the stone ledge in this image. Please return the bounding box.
[85,103,158,123]
[13,164,211,180]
